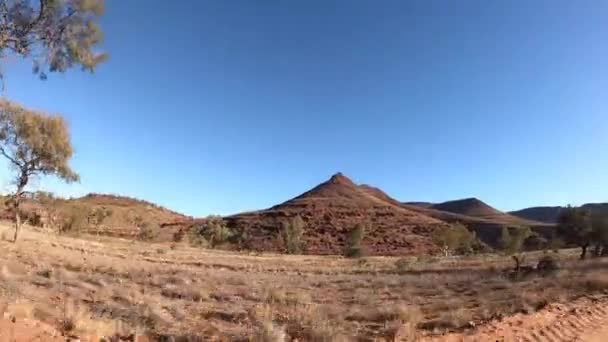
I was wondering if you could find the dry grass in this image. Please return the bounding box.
[0,223,605,340]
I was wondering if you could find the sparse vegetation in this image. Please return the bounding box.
[189,215,233,248]
[90,206,113,236]
[137,221,159,241]
[432,222,476,256]
[344,223,366,258]
[0,224,606,340]
[537,254,561,274]
[282,216,305,254]
[499,225,532,272]
[59,205,88,235]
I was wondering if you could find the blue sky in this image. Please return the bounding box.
[0,0,606,216]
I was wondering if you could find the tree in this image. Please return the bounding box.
[499,226,532,271]
[432,222,476,256]
[344,223,366,258]
[0,0,106,82]
[590,215,608,257]
[557,206,592,260]
[281,216,305,254]
[0,100,78,241]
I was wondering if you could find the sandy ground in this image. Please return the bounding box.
[0,222,607,341]
[423,296,608,342]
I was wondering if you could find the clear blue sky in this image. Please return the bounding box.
[0,0,606,216]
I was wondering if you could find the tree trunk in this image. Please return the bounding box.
[512,255,521,272]
[12,178,27,242]
[13,209,20,242]
[580,245,588,260]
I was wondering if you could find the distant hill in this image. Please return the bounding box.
[509,206,563,224]
[403,202,434,208]
[510,203,608,224]
[431,198,503,218]
[225,173,447,255]
[428,197,540,226]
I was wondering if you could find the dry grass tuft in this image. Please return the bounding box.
[253,321,287,342]
[160,285,209,302]
[422,308,473,331]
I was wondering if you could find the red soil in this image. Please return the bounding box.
[224,173,447,255]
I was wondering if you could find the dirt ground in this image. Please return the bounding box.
[0,223,607,341]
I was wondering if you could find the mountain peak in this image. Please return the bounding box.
[328,172,352,184]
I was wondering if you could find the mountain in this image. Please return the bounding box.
[510,203,608,224]
[399,198,552,247]
[224,173,447,255]
[428,198,540,226]
[431,198,503,217]
[403,202,434,208]
[509,206,563,224]
[192,174,552,254]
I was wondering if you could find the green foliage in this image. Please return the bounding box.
[347,223,365,248]
[0,100,79,182]
[591,215,608,244]
[190,215,233,248]
[432,222,476,256]
[344,223,367,258]
[281,216,305,254]
[499,226,532,254]
[557,206,592,243]
[590,215,608,256]
[0,101,78,240]
[0,0,107,81]
[557,206,593,259]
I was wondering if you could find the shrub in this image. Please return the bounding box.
[173,229,185,242]
[383,305,422,342]
[347,223,365,247]
[432,223,476,256]
[59,206,88,235]
[499,226,533,271]
[190,216,233,248]
[282,216,305,254]
[187,227,209,248]
[500,226,532,253]
[137,222,159,241]
[344,223,367,258]
[537,255,561,274]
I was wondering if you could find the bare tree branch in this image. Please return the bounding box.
[0,145,21,168]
